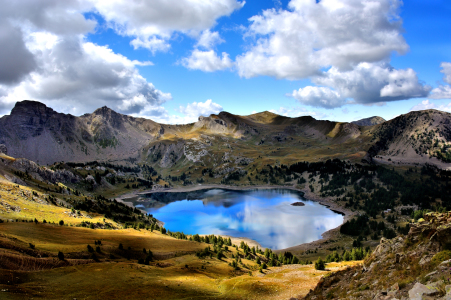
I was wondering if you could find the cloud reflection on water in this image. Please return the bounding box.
[144,189,343,250]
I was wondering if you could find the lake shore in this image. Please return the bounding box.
[114,184,359,252]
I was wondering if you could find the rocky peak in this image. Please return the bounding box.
[10,100,57,121]
[92,106,124,129]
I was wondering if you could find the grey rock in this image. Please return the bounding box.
[408,282,439,300]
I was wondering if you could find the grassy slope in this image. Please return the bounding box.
[0,222,360,300]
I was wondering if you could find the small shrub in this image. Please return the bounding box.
[58,251,64,260]
[138,258,145,264]
[118,243,123,250]
[87,245,94,252]
[431,250,451,266]
[59,220,64,226]
[96,246,101,253]
[315,257,326,270]
[29,243,35,249]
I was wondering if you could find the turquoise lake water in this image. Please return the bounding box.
[134,189,343,250]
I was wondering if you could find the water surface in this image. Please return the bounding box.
[133,189,343,250]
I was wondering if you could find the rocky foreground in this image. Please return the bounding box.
[303,212,451,300]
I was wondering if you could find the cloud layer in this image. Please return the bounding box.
[94,0,244,53]
[289,63,431,108]
[236,0,408,79]
[0,0,240,117]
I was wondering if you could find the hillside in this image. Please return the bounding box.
[304,211,451,299]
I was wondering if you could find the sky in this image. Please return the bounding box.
[0,0,450,124]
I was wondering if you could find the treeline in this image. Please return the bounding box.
[325,247,370,263]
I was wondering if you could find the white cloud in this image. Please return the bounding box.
[182,50,233,72]
[236,0,408,79]
[94,0,244,52]
[410,99,451,113]
[140,99,223,124]
[440,62,451,85]
[0,0,180,116]
[430,62,451,99]
[431,85,451,100]
[290,63,431,109]
[196,30,225,49]
[289,86,345,109]
[0,31,171,115]
[269,106,328,119]
[179,99,223,119]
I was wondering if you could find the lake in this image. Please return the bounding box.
[133,188,343,250]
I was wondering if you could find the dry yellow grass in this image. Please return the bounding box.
[0,222,360,300]
[0,181,112,226]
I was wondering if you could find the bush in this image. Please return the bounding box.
[29,243,35,249]
[59,220,64,226]
[145,251,153,265]
[431,250,451,266]
[315,257,325,270]
[58,251,64,260]
[87,244,94,253]
[118,243,123,250]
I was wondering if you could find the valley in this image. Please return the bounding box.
[1,101,451,299]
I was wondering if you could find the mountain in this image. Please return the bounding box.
[366,109,451,167]
[0,101,365,167]
[1,101,451,171]
[352,116,386,126]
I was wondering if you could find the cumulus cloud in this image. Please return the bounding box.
[179,99,223,119]
[236,0,408,79]
[410,99,451,113]
[1,33,171,115]
[182,50,233,72]
[289,86,345,109]
[0,0,180,116]
[430,62,451,99]
[94,0,244,53]
[290,63,431,108]
[196,30,225,49]
[0,22,37,84]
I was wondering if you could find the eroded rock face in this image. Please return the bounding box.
[10,158,80,184]
[303,212,451,300]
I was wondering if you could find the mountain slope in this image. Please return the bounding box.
[1,101,451,171]
[352,116,386,126]
[0,101,366,167]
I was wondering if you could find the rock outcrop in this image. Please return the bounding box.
[303,212,451,300]
[0,144,7,155]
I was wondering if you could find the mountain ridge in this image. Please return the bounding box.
[1,101,451,172]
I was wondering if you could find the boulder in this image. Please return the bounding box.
[408,282,439,300]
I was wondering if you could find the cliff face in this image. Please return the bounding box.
[0,101,160,165]
[303,212,451,300]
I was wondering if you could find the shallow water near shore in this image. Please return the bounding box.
[134,189,343,250]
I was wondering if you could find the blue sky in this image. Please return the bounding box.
[0,0,450,124]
